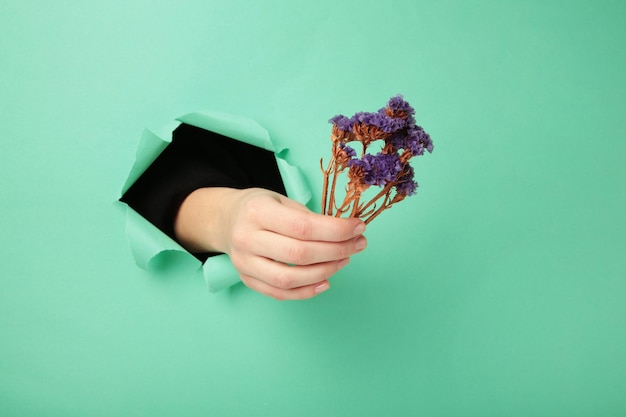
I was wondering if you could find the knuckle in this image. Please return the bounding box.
[290,216,312,239]
[240,274,287,301]
[286,244,309,265]
[271,270,295,290]
[336,242,352,259]
[229,229,249,250]
[241,198,263,223]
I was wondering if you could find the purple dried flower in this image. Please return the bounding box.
[352,112,380,127]
[329,114,354,132]
[322,95,433,223]
[334,142,357,168]
[389,132,407,152]
[425,135,434,153]
[406,126,430,155]
[351,110,406,134]
[376,108,407,132]
[349,152,403,187]
[339,142,356,158]
[386,94,416,118]
[395,165,418,196]
[396,180,418,196]
[388,125,433,155]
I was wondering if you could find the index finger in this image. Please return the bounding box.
[259,197,366,242]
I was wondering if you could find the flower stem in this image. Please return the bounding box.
[364,194,391,224]
[320,156,335,215]
[357,182,395,217]
[350,194,361,217]
[328,168,340,216]
[335,190,359,217]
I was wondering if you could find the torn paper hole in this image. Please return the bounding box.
[118,111,311,292]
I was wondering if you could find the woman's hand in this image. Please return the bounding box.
[174,188,367,300]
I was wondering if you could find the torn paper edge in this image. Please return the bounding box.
[118,111,311,293]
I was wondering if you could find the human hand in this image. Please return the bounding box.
[174,187,367,300]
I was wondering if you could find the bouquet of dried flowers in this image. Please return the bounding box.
[321,95,433,224]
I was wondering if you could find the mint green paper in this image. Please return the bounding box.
[120,128,171,196]
[275,154,312,206]
[3,2,626,416]
[124,206,197,270]
[177,111,276,152]
[120,111,310,291]
[202,254,239,293]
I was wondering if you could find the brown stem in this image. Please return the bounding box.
[320,160,329,215]
[350,194,361,217]
[335,189,359,217]
[364,194,391,224]
[364,190,407,224]
[320,156,335,215]
[357,201,377,218]
[328,168,340,216]
[357,182,395,217]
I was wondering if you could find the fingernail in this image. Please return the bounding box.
[355,236,367,251]
[314,283,330,294]
[338,258,350,269]
[354,222,366,235]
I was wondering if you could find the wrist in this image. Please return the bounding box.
[174,187,241,254]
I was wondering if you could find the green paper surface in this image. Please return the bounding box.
[120,128,172,195]
[2,1,626,416]
[177,111,277,152]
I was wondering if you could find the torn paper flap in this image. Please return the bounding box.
[120,111,311,292]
